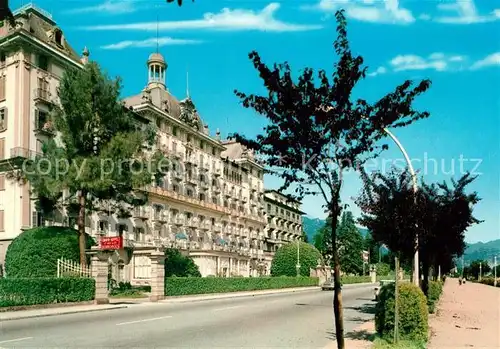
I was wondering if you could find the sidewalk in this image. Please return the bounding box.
[428,278,500,349]
[0,303,127,321]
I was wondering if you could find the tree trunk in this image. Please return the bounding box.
[330,215,345,349]
[77,190,87,267]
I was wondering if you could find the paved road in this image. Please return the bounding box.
[0,285,376,348]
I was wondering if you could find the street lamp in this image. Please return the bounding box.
[318,104,420,286]
[296,237,301,277]
[494,256,497,287]
[382,128,419,286]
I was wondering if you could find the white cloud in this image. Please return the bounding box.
[307,0,415,24]
[369,52,500,77]
[65,0,136,15]
[434,0,500,24]
[101,37,203,50]
[83,3,322,32]
[367,66,387,77]
[390,53,460,72]
[470,53,500,70]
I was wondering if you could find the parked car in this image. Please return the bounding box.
[321,278,335,291]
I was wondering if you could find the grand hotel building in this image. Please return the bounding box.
[0,5,304,280]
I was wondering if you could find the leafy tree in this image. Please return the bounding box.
[364,232,381,264]
[166,0,194,6]
[232,10,431,347]
[165,248,201,277]
[21,62,167,266]
[465,260,490,280]
[337,212,364,275]
[357,169,481,295]
[313,218,333,264]
[271,241,322,277]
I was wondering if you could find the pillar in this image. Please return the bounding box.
[149,251,166,302]
[90,248,112,305]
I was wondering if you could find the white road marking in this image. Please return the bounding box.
[116,315,173,326]
[0,337,33,344]
[213,305,242,312]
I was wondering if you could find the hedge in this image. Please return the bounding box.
[479,277,500,287]
[5,226,95,278]
[342,275,372,284]
[271,242,322,277]
[0,277,95,307]
[427,280,444,313]
[375,282,428,342]
[165,276,318,296]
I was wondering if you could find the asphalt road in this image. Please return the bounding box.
[0,285,376,348]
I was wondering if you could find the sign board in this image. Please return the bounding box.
[362,250,369,263]
[100,236,123,250]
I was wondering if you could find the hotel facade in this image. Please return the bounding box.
[0,5,303,281]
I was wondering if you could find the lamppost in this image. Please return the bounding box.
[318,104,420,286]
[494,256,497,287]
[296,237,301,277]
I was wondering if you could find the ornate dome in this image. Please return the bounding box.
[148,52,166,65]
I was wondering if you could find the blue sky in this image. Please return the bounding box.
[13,0,500,243]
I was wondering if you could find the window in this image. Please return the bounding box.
[172,142,177,152]
[212,147,216,156]
[212,179,217,186]
[172,126,178,136]
[186,189,193,197]
[54,30,63,46]
[0,210,3,232]
[35,109,49,130]
[199,140,204,149]
[212,196,217,204]
[0,53,5,66]
[0,175,4,191]
[0,108,6,131]
[156,117,162,128]
[0,75,5,101]
[199,193,205,201]
[0,138,4,159]
[37,54,49,71]
[173,184,179,193]
[267,204,271,211]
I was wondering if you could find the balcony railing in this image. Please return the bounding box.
[33,88,51,103]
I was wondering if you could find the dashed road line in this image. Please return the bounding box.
[116,315,173,326]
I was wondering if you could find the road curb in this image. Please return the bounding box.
[161,286,321,304]
[0,305,128,322]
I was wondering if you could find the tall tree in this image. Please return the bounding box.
[21,62,167,266]
[356,169,481,294]
[314,218,333,264]
[337,211,364,275]
[232,10,431,348]
[301,231,309,243]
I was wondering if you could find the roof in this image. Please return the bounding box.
[5,4,82,65]
[148,52,165,64]
[124,86,182,119]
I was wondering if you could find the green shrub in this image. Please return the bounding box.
[479,277,500,287]
[165,248,201,277]
[5,226,95,278]
[427,281,443,313]
[376,263,391,276]
[165,276,318,296]
[341,275,372,284]
[375,282,428,342]
[0,277,95,307]
[271,242,322,277]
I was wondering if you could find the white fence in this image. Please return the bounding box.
[56,257,92,278]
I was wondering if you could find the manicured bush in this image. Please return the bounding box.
[0,277,95,307]
[341,275,372,284]
[375,282,429,342]
[271,242,322,277]
[5,226,95,278]
[165,248,201,277]
[427,280,444,313]
[165,276,318,296]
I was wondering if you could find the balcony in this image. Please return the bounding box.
[186,218,199,228]
[185,155,198,166]
[212,167,221,176]
[133,207,150,220]
[200,220,212,230]
[152,210,168,222]
[33,88,52,104]
[34,117,55,136]
[172,216,185,226]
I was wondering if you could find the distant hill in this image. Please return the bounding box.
[302,216,370,242]
[463,239,500,264]
[302,216,325,241]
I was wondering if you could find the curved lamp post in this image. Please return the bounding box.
[382,128,419,286]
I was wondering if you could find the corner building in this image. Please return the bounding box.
[0,5,305,281]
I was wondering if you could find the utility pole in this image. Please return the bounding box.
[394,256,400,344]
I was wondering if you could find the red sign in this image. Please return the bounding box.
[100,236,123,250]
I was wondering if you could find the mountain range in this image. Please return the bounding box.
[302,216,500,264]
